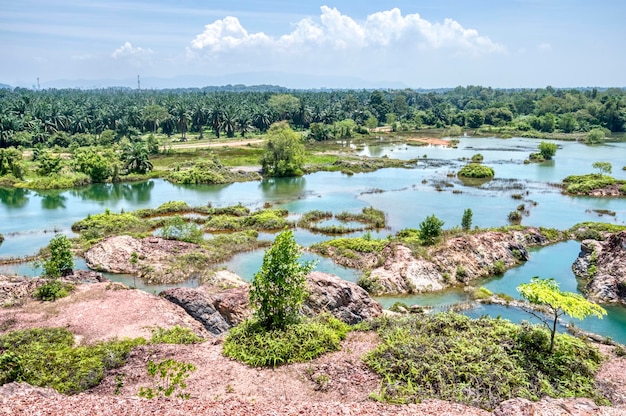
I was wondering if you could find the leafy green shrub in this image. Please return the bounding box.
[457,163,495,179]
[0,328,145,394]
[223,315,349,367]
[357,272,383,295]
[160,215,203,244]
[312,237,386,256]
[419,214,444,245]
[471,153,483,163]
[461,208,473,231]
[34,280,74,301]
[562,174,624,195]
[491,260,506,274]
[72,210,149,239]
[569,222,626,241]
[138,359,196,399]
[364,313,606,410]
[42,234,74,278]
[150,326,204,345]
[155,201,191,214]
[250,230,315,330]
[508,210,522,224]
[470,286,493,300]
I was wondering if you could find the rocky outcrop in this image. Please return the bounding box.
[368,228,550,295]
[573,231,626,304]
[302,272,382,324]
[84,235,214,284]
[160,287,236,336]
[160,271,382,334]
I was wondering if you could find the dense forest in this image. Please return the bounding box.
[0,85,624,150]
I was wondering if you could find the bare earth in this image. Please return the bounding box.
[1,282,626,415]
[405,137,451,146]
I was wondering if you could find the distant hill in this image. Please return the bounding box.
[0,83,12,90]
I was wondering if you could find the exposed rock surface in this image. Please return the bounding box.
[84,235,213,284]
[493,397,620,415]
[302,271,383,324]
[0,281,209,343]
[369,228,550,295]
[0,270,108,307]
[573,231,626,303]
[160,271,382,334]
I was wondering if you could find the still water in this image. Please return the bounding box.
[1,137,625,340]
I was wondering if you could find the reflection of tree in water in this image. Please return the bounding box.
[0,187,30,209]
[71,181,155,204]
[260,176,306,200]
[39,192,67,210]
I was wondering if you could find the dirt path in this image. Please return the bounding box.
[168,139,264,150]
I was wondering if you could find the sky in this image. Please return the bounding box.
[1,0,624,89]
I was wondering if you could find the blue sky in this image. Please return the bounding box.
[1,0,624,88]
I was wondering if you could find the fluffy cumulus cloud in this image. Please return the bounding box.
[112,42,153,59]
[189,6,504,56]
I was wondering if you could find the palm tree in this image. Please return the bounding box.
[209,107,224,139]
[191,101,208,139]
[222,107,237,138]
[121,141,153,174]
[237,113,253,137]
[174,102,190,141]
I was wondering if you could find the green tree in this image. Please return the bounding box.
[461,208,473,231]
[121,141,153,174]
[43,234,74,278]
[465,109,485,128]
[592,161,612,175]
[36,150,63,176]
[0,147,24,178]
[517,277,606,352]
[249,230,315,330]
[73,148,118,182]
[260,122,305,177]
[419,214,445,245]
[268,94,300,121]
[537,141,558,160]
[586,128,606,144]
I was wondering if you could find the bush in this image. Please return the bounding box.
[537,142,557,160]
[223,316,349,367]
[419,214,445,245]
[458,163,495,179]
[0,327,145,394]
[160,215,204,244]
[508,210,522,224]
[34,280,74,301]
[364,313,605,410]
[562,174,623,195]
[138,359,196,399]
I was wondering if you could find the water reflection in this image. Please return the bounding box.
[0,187,30,209]
[259,176,307,200]
[70,180,155,204]
[39,192,67,210]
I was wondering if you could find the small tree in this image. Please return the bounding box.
[517,277,606,352]
[419,214,445,245]
[537,141,557,160]
[44,234,74,278]
[586,128,605,144]
[250,230,315,330]
[260,122,306,177]
[592,161,612,175]
[461,208,473,231]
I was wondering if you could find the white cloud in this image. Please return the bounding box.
[112,42,153,59]
[189,6,504,56]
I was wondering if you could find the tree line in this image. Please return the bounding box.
[0,85,624,149]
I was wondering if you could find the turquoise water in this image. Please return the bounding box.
[1,137,626,340]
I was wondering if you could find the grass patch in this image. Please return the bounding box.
[569,222,626,241]
[312,237,387,257]
[150,325,204,344]
[562,174,626,195]
[0,327,145,394]
[222,315,349,367]
[365,313,606,410]
[71,210,152,241]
